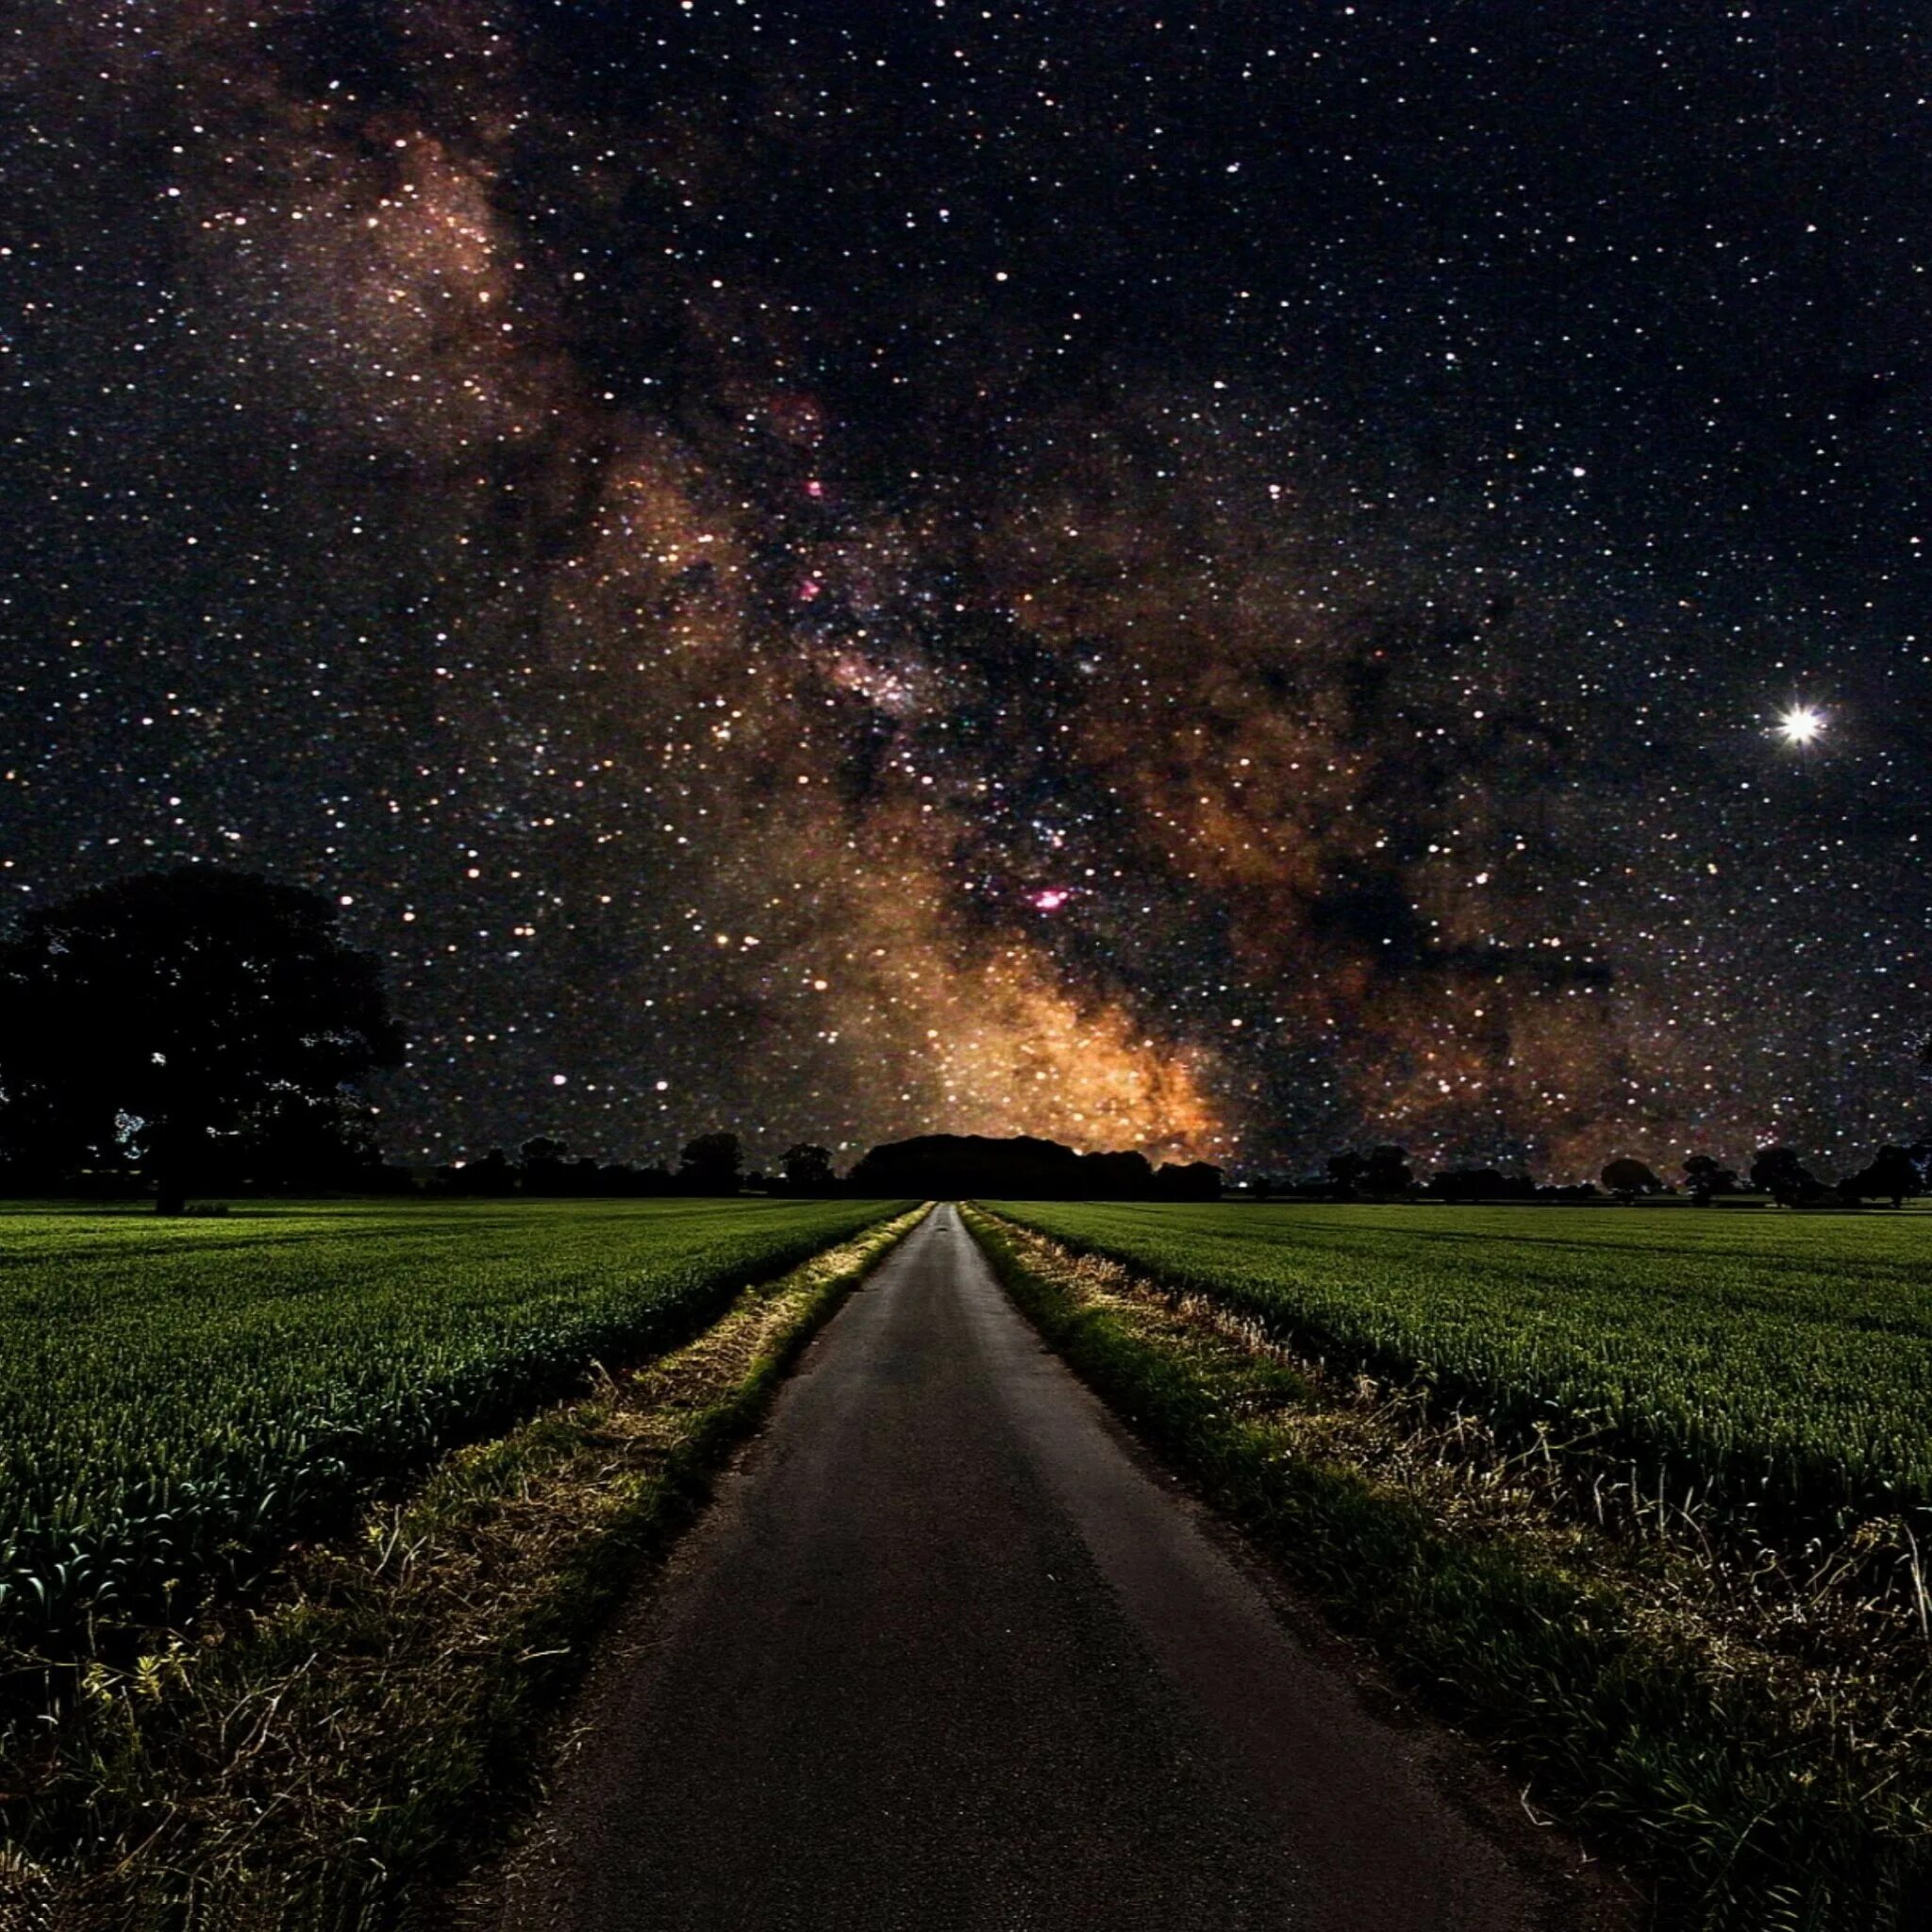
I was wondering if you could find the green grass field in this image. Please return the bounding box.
[971,1201,1932,1923]
[985,1201,1932,1549]
[0,1197,905,1651]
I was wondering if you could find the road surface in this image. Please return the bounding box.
[489,1204,1607,1931]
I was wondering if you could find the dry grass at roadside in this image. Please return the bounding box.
[0,1208,925,1932]
[966,1207,1932,1931]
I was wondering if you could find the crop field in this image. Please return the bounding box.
[985,1201,1932,1549]
[0,1197,905,1651]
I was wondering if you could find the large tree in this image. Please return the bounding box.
[1851,1145,1920,1209]
[1361,1145,1414,1198]
[1749,1145,1820,1208]
[781,1142,836,1192]
[0,868,403,1211]
[1681,1155,1740,1206]
[677,1131,743,1195]
[1600,1157,1664,1200]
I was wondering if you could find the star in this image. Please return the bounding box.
[6,2,1928,1183]
[1774,705,1826,747]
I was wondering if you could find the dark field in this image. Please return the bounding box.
[0,1197,904,1648]
[988,1201,1932,1545]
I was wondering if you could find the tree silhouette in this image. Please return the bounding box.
[0,868,402,1212]
[1682,1155,1740,1207]
[521,1137,570,1195]
[471,1147,517,1196]
[1077,1149,1156,1197]
[1854,1146,1919,1208]
[1362,1145,1413,1198]
[782,1142,836,1191]
[1325,1150,1368,1200]
[1600,1157,1663,1201]
[678,1131,743,1194]
[1152,1159,1223,1200]
[1749,1145,1819,1208]
[846,1134,1195,1199]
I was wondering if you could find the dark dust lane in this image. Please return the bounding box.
[491,1205,1595,1932]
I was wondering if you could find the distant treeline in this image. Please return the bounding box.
[426,1136,1932,1208]
[1262,1142,1932,1209]
[847,1134,1222,1200]
[428,1132,1224,1203]
[21,1124,1932,1210]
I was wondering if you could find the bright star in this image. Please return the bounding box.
[1775,704,1825,746]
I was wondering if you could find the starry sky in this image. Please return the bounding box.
[4,1,1929,1178]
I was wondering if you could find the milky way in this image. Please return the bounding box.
[5,2,1929,1178]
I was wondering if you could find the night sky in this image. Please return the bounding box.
[5,2,1929,1178]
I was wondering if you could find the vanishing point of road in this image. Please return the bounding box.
[490,1204,1614,1931]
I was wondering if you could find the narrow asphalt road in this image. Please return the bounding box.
[491,1205,1599,1932]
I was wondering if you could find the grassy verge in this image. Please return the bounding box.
[963,1206,1932,1932]
[0,1196,903,1664]
[0,1207,926,1930]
